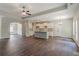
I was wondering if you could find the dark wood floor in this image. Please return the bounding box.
[0,35,79,56]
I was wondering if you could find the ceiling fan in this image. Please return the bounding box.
[21,6,31,19]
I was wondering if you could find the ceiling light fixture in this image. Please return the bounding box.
[21,6,31,19]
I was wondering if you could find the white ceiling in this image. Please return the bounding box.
[16,3,66,14]
[0,3,65,16]
[0,3,79,21]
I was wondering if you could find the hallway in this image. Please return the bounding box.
[0,35,79,56]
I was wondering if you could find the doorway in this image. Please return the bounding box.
[10,23,22,38]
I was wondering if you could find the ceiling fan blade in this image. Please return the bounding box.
[27,11,30,12]
[21,6,31,16]
[28,13,31,15]
[26,13,31,15]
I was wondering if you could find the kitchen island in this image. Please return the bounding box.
[34,31,49,39]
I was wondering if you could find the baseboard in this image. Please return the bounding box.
[72,38,79,47]
[49,36,73,39]
[49,36,53,38]
[0,38,9,40]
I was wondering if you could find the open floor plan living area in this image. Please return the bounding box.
[0,3,79,56]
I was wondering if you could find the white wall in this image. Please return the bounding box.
[22,20,28,36]
[0,17,2,39]
[73,10,79,40]
[76,12,79,40]
[53,19,73,38]
[17,23,22,35]
[28,21,34,36]
[0,16,22,39]
[24,20,34,37]
[78,18,79,40]
[72,10,79,47]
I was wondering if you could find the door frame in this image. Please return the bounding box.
[73,17,79,47]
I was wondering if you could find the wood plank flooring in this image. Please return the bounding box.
[0,35,79,56]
